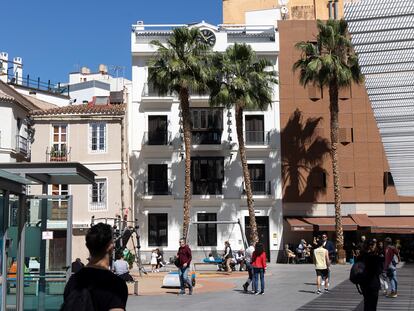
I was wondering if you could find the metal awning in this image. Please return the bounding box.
[344,0,414,196]
[0,162,95,185]
[0,169,38,194]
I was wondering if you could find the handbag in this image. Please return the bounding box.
[174,257,181,268]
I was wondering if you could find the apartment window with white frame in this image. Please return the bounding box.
[89,123,106,152]
[89,178,107,211]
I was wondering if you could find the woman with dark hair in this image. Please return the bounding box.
[358,239,383,311]
[251,242,266,295]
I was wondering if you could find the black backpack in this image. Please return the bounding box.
[349,261,366,294]
[60,287,95,311]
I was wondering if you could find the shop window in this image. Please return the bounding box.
[148,213,168,246]
[197,213,217,246]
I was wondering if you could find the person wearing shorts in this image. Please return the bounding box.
[313,239,330,294]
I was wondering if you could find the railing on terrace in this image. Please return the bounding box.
[15,135,28,156]
[46,146,71,162]
[144,181,172,195]
[143,131,172,145]
[245,131,270,145]
[242,181,271,195]
[192,180,223,195]
[7,73,69,96]
[142,82,208,97]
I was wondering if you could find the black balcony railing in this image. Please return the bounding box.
[8,72,69,96]
[16,135,28,156]
[242,180,271,195]
[192,130,222,145]
[143,131,171,145]
[192,180,223,195]
[46,146,71,162]
[144,181,172,195]
[245,131,270,145]
[142,83,173,97]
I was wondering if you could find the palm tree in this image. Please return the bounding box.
[148,27,211,240]
[293,19,363,263]
[209,43,277,244]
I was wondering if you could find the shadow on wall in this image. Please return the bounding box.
[281,109,330,203]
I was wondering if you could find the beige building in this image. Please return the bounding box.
[30,100,129,263]
[223,0,344,24]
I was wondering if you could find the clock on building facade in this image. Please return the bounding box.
[198,29,216,47]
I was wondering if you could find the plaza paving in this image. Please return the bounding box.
[125,263,414,310]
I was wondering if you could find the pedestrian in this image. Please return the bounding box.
[223,241,233,273]
[321,233,335,286]
[313,238,330,294]
[177,238,193,295]
[377,241,388,295]
[242,244,255,293]
[358,239,383,311]
[251,242,266,295]
[151,249,158,273]
[384,237,400,298]
[113,251,134,282]
[156,248,165,270]
[71,258,84,274]
[235,250,245,271]
[62,223,128,311]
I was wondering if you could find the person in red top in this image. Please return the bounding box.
[177,238,193,295]
[251,242,267,295]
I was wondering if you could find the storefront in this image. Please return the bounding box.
[0,163,95,311]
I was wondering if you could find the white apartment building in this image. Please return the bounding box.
[130,21,282,261]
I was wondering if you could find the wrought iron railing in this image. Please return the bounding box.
[192,180,223,195]
[242,180,271,195]
[144,181,172,195]
[46,146,71,162]
[192,130,222,144]
[15,135,28,156]
[143,131,171,145]
[245,131,270,145]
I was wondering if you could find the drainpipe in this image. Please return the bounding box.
[124,86,135,222]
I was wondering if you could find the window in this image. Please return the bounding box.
[51,184,69,220]
[148,213,168,246]
[147,164,169,195]
[248,164,267,194]
[51,124,68,161]
[90,178,107,211]
[192,157,224,195]
[89,123,106,152]
[191,108,222,130]
[147,116,168,145]
[191,108,223,144]
[245,115,265,144]
[197,213,217,246]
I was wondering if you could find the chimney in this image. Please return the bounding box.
[98,64,108,74]
[13,57,23,85]
[135,20,144,31]
[0,52,8,83]
[81,66,90,74]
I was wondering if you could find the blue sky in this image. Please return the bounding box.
[1,0,222,83]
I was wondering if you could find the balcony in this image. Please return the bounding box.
[143,131,171,145]
[144,181,172,196]
[242,181,271,195]
[142,83,173,99]
[46,146,71,162]
[192,180,223,195]
[15,135,29,156]
[245,131,270,145]
[192,130,222,145]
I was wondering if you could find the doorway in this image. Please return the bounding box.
[245,216,270,261]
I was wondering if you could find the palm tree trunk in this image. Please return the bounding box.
[329,81,345,264]
[180,88,192,241]
[235,104,258,244]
